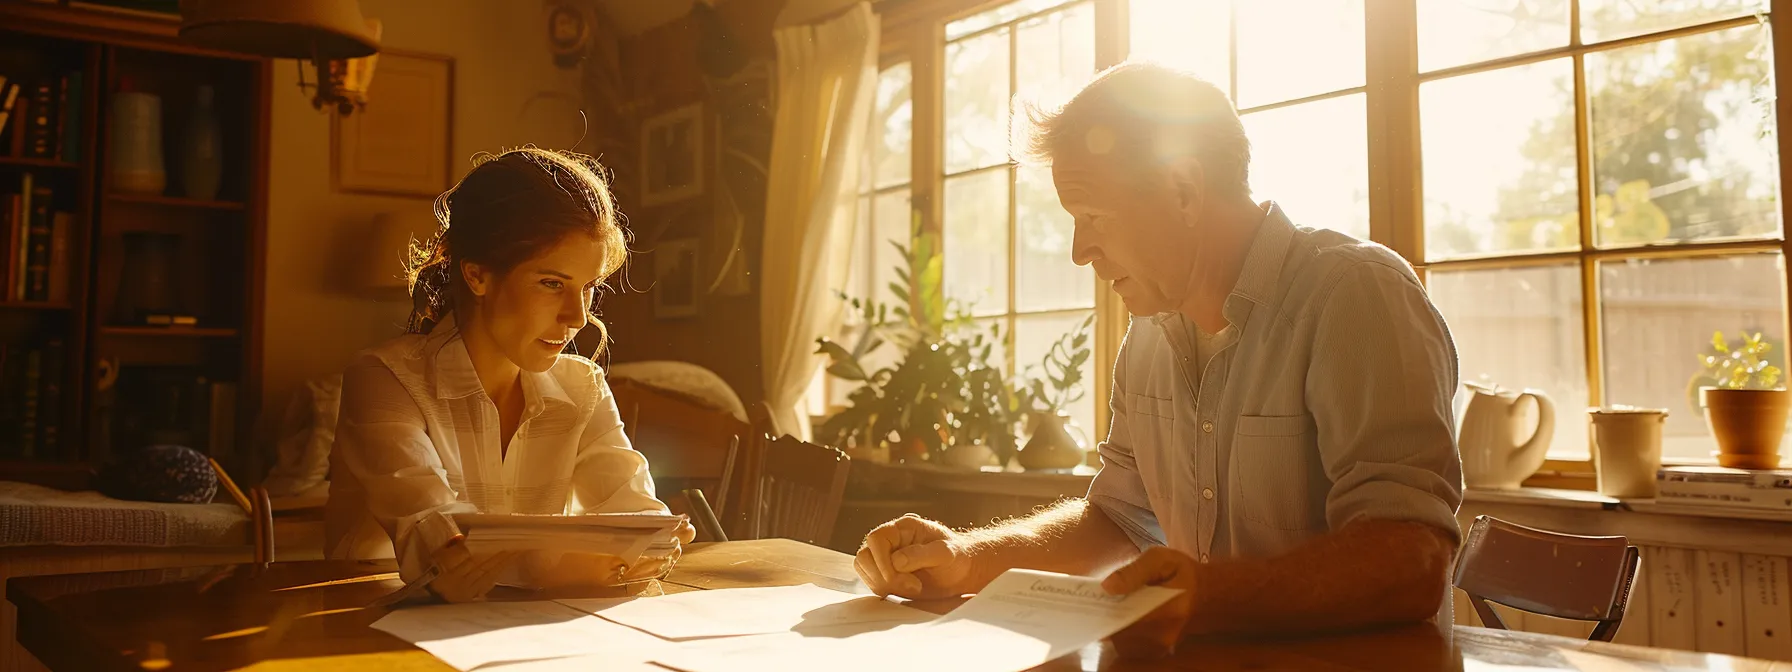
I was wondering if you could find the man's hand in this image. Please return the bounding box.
[1101,546,1202,659]
[428,538,517,603]
[854,514,982,599]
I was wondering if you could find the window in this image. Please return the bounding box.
[944,0,1099,437]
[856,0,1788,469]
[1417,0,1782,464]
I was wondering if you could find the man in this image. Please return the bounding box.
[853,62,1464,657]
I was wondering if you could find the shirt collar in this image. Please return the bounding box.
[422,312,579,412]
[1149,201,1297,329]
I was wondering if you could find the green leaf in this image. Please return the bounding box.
[1713,331,1730,353]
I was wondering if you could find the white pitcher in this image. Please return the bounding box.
[1459,382,1556,490]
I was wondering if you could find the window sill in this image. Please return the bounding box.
[1460,486,1792,556]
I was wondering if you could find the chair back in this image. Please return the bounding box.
[609,377,750,541]
[749,434,850,546]
[1453,515,1640,641]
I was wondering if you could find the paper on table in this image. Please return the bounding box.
[372,600,672,671]
[651,568,1183,672]
[556,583,934,640]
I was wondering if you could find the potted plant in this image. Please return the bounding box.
[1696,330,1788,470]
[814,221,1020,468]
[1013,314,1095,471]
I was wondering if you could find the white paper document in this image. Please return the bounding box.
[372,600,672,671]
[557,583,934,640]
[650,569,1183,672]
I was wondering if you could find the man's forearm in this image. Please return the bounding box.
[960,498,1140,589]
[1187,520,1455,636]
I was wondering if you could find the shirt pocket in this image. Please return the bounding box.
[1235,414,1324,532]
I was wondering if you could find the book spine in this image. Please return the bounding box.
[19,348,40,458]
[59,71,82,163]
[25,186,51,301]
[0,82,18,142]
[47,212,70,303]
[2,193,17,301]
[1657,481,1792,511]
[38,339,62,458]
[24,81,54,159]
[14,173,30,301]
[7,93,25,157]
[52,73,67,160]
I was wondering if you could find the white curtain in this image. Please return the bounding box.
[760,2,879,441]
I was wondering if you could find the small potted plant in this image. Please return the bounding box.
[1014,315,1095,471]
[1697,330,1788,470]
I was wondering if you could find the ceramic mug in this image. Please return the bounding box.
[1589,406,1668,499]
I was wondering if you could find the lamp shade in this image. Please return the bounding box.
[179,0,380,60]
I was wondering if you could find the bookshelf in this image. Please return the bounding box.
[1,3,268,481]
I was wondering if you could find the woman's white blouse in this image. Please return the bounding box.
[324,314,666,582]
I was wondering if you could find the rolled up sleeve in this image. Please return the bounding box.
[332,357,472,582]
[1086,322,1165,550]
[1307,261,1464,545]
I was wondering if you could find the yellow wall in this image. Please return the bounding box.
[260,0,584,435]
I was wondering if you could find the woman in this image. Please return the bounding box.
[325,148,693,602]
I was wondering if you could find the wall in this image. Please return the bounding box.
[590,0,786,410]
[260,0,584,444]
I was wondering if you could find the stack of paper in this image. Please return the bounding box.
[372,568,1183,672]
[452,511,684,564]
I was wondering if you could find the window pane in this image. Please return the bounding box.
[946,0,1077,41]
[1588,25,1780,247]
[1016,2,1094,109]
[945,170,1011,316]
[1430,266,1592,460]
[1417,0,1569,73]
[1127,0,1230,90]
[871,190,912,307]
[1240,94,1370,241]
[1422,59,1578,260]
[872,63,913,189]
[1582,0,1766,44]
[1016,166,1093,311]
[844,196,871,322]
[1235,0,1363,108]
[1014,310,1098,443]
[1600,254,1789,466]
[945,28,1012,174]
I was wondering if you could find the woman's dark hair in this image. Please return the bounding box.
[404,148,628,354]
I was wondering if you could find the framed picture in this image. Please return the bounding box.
[652,238,700,319]
[640,103,704,206]
[334,50,453,197]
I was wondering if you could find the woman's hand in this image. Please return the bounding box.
[427,538,517,603]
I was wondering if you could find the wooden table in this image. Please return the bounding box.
[9,539,1787,671]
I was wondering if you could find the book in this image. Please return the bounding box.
[452,511,687,563]
[1657,465,1792,512]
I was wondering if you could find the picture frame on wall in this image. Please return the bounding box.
[652,238,700,319]
[333,50,453,198]
[640,103,704,207]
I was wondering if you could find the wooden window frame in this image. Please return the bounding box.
[863,0,1792,481]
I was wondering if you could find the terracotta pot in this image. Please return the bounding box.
[1701,387,1789,470]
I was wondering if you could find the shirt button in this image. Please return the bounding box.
[1202,488,1214,500]
[1200,553,1210,563]
[1201,420,1214,433]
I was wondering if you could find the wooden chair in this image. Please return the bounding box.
[748,434,851,546]
[1452,515,1641,642]
[609,378,751,542]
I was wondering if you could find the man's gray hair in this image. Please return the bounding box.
[1017,61,1251,199]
